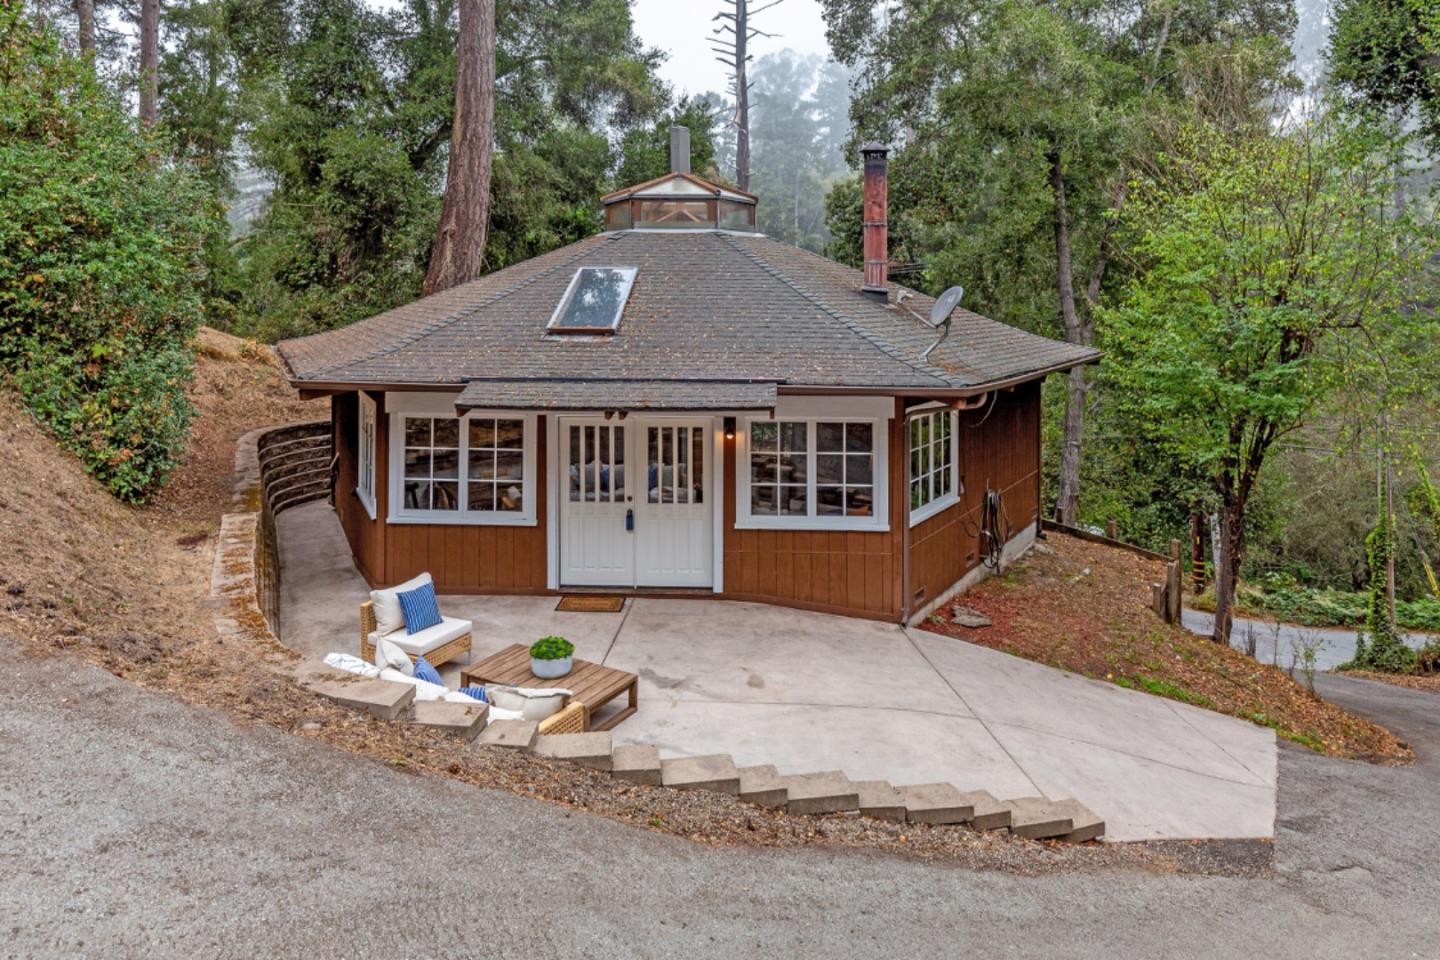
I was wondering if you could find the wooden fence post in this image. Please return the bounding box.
[1107,519,1118,540]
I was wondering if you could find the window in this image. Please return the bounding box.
[388,401,536,525]
[356,391,377,518]
[547,267,637,334]
[637,199,710,227]
[909,408,959,525]
[740,418,887,530]
[718,200,755,231]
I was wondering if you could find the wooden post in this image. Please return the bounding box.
[1169,538,1181,562]
[1107,519,1118,540]
[1190,513,1206,594]
[1167,560,1182,623]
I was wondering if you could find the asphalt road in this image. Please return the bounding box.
[1182,608,1431,671]
[3,636,1438,959]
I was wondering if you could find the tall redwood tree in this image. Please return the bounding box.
[423,0,496,296]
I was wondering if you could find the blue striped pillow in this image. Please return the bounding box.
[397,582,442,634]
[458,686,488,703]
[412,656,443,685]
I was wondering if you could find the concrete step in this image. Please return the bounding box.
[1006,797,1075,840]
[408,701,488,741]
[954,789,1012,831]
[897,782,976,825]
[853,780,906,822]
[476,719,539,750]
[660,754,740,795]
[533,732,614,771]
[1051,799,1105,842]
[299,671,414,721]
[611,744,662,785]
[780,771,859,815]
[736,764,789,808]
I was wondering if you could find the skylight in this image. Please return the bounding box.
[547,267,637,334]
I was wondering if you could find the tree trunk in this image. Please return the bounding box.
[422,0,497,297]
[76,0,96,55]
[139,0,159,125]
[1048,147,1088,525]
[1212,499,1247,645]
[734,0,750,191]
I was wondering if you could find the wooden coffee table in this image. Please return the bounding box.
[460,644,638,732]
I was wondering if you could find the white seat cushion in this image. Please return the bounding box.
[368,615,471,657]
[484,684,572,722]
[370,573,433,636]
[378,668,450,702]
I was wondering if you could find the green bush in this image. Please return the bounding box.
[0,2,221,500]
[529,636,574,661]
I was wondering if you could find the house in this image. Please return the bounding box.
[274,129,1100,624]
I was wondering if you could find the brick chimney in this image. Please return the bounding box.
[670,125,691,175]
[860,142,889,302]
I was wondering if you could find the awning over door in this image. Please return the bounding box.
[454,378,778,413]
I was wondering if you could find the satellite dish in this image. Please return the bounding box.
[928,286,964,327]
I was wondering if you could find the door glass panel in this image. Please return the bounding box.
[691,427,704,504]
[571,423,625,503]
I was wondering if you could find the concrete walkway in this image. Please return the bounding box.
[277,501,1277,842]
[1183,608,1431,672]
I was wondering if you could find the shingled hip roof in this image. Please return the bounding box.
[275,231,1099,394]
[454,378,777,412]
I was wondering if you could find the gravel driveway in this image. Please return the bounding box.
[2,634,1436,959]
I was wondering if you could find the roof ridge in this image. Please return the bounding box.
[303,234,617,381]
[721,234,958,389]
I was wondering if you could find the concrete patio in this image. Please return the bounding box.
[278,501,1277,842]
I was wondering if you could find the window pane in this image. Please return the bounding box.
[751,485,777,515]
[638,199,710,226]
[468,450,494,479]
[496,420,524,448]
[405,418,430,447]
[846,422,873,453]
[780,484,808,515]
[816,454,843,485]
[469,419,496,448]
[498,483,522,511]
[911,478,924,509]
[469,482,497,511]
[779,453,807,484]
[750,421,778,450]
[568,427,581,501]
[432,448,460,479]
[845,487,873,517]
[405,449,431,478]
[405,480,430,510]
[816,422,843,452]
[433,481,459,511]
[496,450,523,481]
[816,486,843,515]
[433,418,459,447]
[847,454,872,485]
[781,421,808,452]
[750,453,777,484]
[691,428,704,504]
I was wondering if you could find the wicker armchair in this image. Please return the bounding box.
[537,701,587,734]
[361,600,472,669]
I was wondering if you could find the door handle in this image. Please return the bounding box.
[625,508,634,532]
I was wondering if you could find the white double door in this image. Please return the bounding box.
[559,417,713,588]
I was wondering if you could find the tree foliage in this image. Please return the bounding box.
[1105,108,1437,641]
[0,0,221,500]
[1329,0,1440,149]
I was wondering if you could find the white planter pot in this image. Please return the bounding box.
[530,655,573,679]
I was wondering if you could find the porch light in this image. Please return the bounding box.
[723,416,736,440]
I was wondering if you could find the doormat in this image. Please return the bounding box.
[556,595,626,613]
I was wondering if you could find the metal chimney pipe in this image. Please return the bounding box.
[860,142,890,302]
[670,125,691,175]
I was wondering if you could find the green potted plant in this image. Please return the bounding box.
[529,636,575,679]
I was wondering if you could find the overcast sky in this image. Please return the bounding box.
[632,0,833,98]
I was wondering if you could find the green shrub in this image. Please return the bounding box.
[0,3,222,500]
[529,636,574,661]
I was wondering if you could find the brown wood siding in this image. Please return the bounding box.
[382,414,549,593]
[333,392,386,583]
[721,403,905,622]
[907,383,1042,609]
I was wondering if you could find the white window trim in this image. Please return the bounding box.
[356,391,377,520]
[735,415,890,532]
[907,406,962,528]
[385,394,537,527]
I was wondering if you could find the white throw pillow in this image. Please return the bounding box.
[379,668,448,702]
[323,652,380,678]
[370,573,433,636]
[483,685,572,722]
[373,635,414,676]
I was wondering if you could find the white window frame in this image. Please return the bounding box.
[907,405,962,527]
[385,392,537,526]
[355,391,377,519]
[735,414,889,532]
